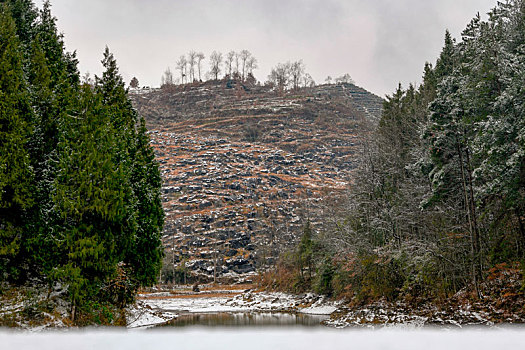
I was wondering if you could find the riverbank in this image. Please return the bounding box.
[2,282,524,330]
[126,283,525,329]
[127,285,340,329]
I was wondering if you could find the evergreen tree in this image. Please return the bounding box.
[129,76,139,89]
[24,36,62,276]
[472,1,525,254]
[95,48,164,288]
[23,2,80,278]
[53,83,126,314]
[434,30,456,79]
[128,117,164,286]
[298,221,314,280]
[0,4,33,279]
[0,0,165,319]
[95,47,138,274]
[0,0,38,48]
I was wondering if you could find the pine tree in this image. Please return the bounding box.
[0,4,34,279]
[53,83,126,313]
[472,1,525,254]
[434,30,456,79]
[95,48,165,288]
[128,118,164,286]
[0,0,38,47]
[298,221,314,280]
[23,3,80,278]
[0,0,164,316]
[95,47,138,271]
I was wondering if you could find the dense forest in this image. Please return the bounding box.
[264,0,525,304]
[0,0,164,322]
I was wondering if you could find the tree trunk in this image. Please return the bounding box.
[515,208,525,256]
[214,239,217,284]
[457,140,481,298]
[465,146,482,286]
[71,304,76,323]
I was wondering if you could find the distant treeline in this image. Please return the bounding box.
[156,49,354,91]
[264,0,525,301]
[0,0,164,322]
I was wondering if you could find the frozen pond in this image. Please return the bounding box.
[2,328,525,350]
[158,311,329,327]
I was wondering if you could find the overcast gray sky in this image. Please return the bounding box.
[38,0,497,97]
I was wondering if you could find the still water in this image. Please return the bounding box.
[159,312,329,328]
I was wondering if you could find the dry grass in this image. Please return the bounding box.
[201,284,254,291]
[139,292,241,300]
[138,284,255,300]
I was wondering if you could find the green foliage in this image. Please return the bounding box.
[76,300,119,326]
[127,117,164,286]
[489,236,517,266]
[349,254,406,302]
[0,4,34,280]
[259,223,338,295]
[0,1,164,323]
[100,262,136,308]
[315,257,334,296]
[297,221,314,279]
[1,1,38,46]
[319,0,525,304]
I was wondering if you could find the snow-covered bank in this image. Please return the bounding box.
[325,297,525,329]
[128,288,525,329]
[127,291,341,329]
[3,285,521,330]
[126,301,178,329]
[0,284,71,330]
[2,328,525,350]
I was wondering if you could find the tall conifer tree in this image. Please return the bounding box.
[1,1,164,313]
[0,4,33,279]
[128,117,164,286]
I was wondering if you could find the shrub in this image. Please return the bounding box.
[315,257,335,296]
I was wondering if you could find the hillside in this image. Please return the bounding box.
[130,80,384,282]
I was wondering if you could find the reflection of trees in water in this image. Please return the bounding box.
[162,312,328,327]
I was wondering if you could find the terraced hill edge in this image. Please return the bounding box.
[130,80,384,283]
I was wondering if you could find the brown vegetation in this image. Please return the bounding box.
[131,80,383,283]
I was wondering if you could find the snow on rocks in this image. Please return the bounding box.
[126,300,177,330]
[300,300,339,315]
[129,288,517,329]
[128,290,340,329]
[322,299,502,329]
[131,81,380,284]
[0,284,71,331]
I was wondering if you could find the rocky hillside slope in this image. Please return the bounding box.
[130,80,383,282]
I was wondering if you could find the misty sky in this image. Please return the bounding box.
[37,0,497,97]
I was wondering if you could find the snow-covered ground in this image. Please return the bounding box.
[0,284,70,330]
[127,289,515,330]
[1,328,525,350]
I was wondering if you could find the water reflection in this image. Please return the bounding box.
[160,312,329,328]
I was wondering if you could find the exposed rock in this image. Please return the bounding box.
[131,80,382,280]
